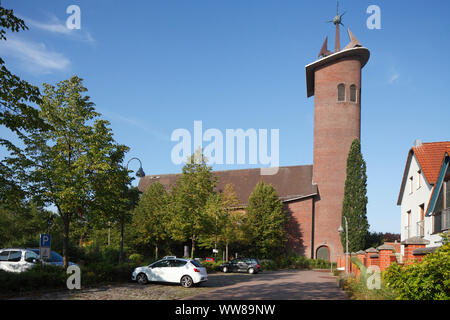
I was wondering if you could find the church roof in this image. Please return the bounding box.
[138,165,317,206]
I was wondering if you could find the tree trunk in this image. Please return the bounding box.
[155,244,159,260]
[62,215,70,269]
[226,239,229,262]
[119,220,124,264]
[191,234,196,259]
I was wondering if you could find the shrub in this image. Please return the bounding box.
[128,253,144,264]
[384,243,450,300]
[201,261,222,273]
[0,265,66,295]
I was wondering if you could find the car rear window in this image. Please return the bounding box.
[170,260,187,267]
[190,260,202,268]
[0,251,9,261]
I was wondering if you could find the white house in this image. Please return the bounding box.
[397,140,450,253]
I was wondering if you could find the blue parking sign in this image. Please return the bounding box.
[40,234,51,247]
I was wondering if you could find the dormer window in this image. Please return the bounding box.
[337,83,345,101]
[350,84,357,102]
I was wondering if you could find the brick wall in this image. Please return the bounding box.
[336,239,431,275]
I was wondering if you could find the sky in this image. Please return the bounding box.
[1,0,449,234]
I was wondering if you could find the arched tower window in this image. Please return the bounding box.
[350,84,357,102]
[337,84,345,101]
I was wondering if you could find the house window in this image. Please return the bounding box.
[433,213,442,233]
[432,181,450,233]
[418,204,425,237]
[350,84,357,102]
[446,180,450,209]
[409,176,414,194]
[338,84,345,101]
[406,210,411,238]
[417,170,422,189]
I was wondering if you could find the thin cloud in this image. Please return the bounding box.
[0,37,70,74]
[388,72,400,84]
[100,109,170,142]
[22,15,95,43]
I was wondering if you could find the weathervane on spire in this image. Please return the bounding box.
[329,1,346,27]
[328,1,346,52]
[317,1,364,59]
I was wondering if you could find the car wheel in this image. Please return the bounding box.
[248,267,255,274]
[180,275,193,288]
[137,273,148,285]
[222,266,228,273]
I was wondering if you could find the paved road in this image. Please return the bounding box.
[6,269,347,300]
[186,269,348,300]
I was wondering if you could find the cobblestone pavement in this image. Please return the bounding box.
[186,269,348,300]
[7,270,347,300]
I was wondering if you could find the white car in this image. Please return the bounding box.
[0,248,41,273]
[132,257,208,288]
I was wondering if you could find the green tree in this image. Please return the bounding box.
[0,5,45,207]
[6,76,129,267]
[341,139,369,252]
[0,5,43,138]
[169,150,216,258]
[219,184,244,261]
[198,183,245,261]
[246,181,288,258]
[132,181,169,260]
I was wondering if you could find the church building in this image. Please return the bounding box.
[138,13,370,262]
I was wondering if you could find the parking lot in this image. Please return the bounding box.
[8,270,347,300]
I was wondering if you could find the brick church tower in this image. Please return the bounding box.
[305,11,370,261]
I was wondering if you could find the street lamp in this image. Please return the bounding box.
[126,157,146,178]
[338,216,349,274]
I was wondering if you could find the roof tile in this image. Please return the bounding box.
[413,142,450,185]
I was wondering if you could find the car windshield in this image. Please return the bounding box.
[190,260,202,268]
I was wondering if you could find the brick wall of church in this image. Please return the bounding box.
[285,197,315,258]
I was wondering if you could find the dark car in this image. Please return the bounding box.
[28,249,77,267]
[221,258,262,274]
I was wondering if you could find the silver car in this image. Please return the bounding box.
[0,248,41,273]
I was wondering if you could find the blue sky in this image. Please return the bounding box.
[1,0,449,233]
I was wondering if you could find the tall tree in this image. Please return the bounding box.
[169,150,216,258]
[198,183,245,261]
[132,181,169,260]
[219,184,244,261]
[6,76,129,267]
[341,139,370,252]
[246,181,288,258]
[0,5,45,207]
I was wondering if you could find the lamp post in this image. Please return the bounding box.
[338,216,349,274]
[126,157,146,178]
[116,157,145,262]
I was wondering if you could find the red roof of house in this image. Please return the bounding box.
[412,142,450,185]
[397,141,450,205]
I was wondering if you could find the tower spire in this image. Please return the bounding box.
[328,1,346,53]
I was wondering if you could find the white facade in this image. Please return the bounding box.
[399,155,442,249]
